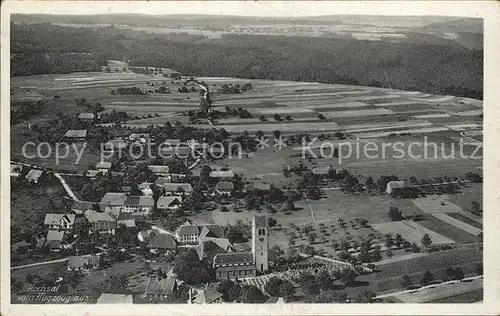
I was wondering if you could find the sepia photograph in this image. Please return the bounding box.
[1,1,498,315]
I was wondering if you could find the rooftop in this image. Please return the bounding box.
[96,161,112,169]
[148,233,177,249]
[216,181,234,191]
[245,182,271,191]
[96,293,133,304]
[163,183,193,193]
[44,214,75,226]
[26,169,43,181]
[68,255,101,269]
[210,170,235,178]
[78,113,95,120]
[254,214,268,227]
[213,252,254,265]
[175,224,200,236]
[192,288,223,304]
[157,196,183,209]
[125,195,154,207]
[46,230,64,241]
[144,277,177,296]
[148,165,170,174]
[101,192,127,205]
[65,129,87,138]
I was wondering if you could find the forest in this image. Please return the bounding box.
[11,22,483,99]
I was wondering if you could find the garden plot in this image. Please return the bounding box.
[374,101,424,107]
[251,107,316,115]
[353,126,448,138]
[412,196,464,214]
[342,120,432,133]
[451,110,483,116]
[215,121,341,133]
[304,102,370,109]
[110,101,199,106]
[335,90,372,95]
[372,221,455,245]
[432,213,482,235]
[320,108,394,118]
[446,213,482,229]
[411,113,451,119]
[411,95,456,103]
[347,94,402,102]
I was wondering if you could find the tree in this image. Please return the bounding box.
[454,267,465,280]
[317,270,334,290]
[269,245,285,264]
[216,279,241,302]
[421,234,432,248]
[264,276,295,298]
[474,263,483,275]
[308,233,317,244]
[401,274,412,289]
[299,272,320,297]
[239,284,267,303]
[339,267,357,286]
[388,207,403,221]
[421,270,434,286]
[386,248,393,258]
[173,248,211,285]
[385,233,394,248]
[471,201,481,213]
[354,290,376,303]
[412,243,421,253]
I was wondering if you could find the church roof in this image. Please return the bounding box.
[213,252,253,265]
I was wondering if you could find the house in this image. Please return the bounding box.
[147,232,177,254]
[215,181,234,195]
[101,193,127,207]
[44,214,76,230]
[67,255,101,271]
[121,186,132,195]
[96,161,112,174]
[157,196,183,211]
[386,180,412,194]
[213,252,256,280]
[144,277,177,299]
[96,293,133,304]
[175,222,201,245]
[163,183,193,197]
[198,237,234,252]
[46,230,65,252]
[116,212,136,228]
[11,163,23,177]
[244,182,271,192]
[64,129,87,141]
[25,169,43,183]
[78,113,95,121]
[148,165,170,177]
[129,133,150,143]
[312,165,332,177]
[85,170,102,179]
[138,182,153,196]
[210,170,235,179]
[84,211,117,235]
[191,289,223,304]
[124,196,154,213]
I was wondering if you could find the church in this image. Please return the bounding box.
[212,214,269,280]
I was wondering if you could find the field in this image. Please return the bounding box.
[372,221,454,245]
[394,277,482,303]
[416,215,478,244]
[429,289,483,303]
[447,213,482,229]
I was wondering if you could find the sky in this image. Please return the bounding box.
[2,1,485,18]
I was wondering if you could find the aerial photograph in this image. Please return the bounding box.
[9,11,483,305]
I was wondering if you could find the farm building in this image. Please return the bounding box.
[25,169,43,183]
[115,212,136,228]
[65,129,87,141]
[215,181,234,195]
[386,180,413,194]
[84,210,117,235]
[190,288,223,304]
[78,113,95,121]
[45,230,68,252]
[67,254,101,271]
[72,200,102,213]
[163,183,193,196]
[124,196,155,213]
[312,165,333,176]
[210,170,235,178]
[96,161,112,174]
[129,133,150,143]
[44,214,75,230]
[147,232,178,254]
[148,165,170,177]
[96,293,133,304]
[101,192,128,207]
[85,169,102,179]
[157,196,183,211]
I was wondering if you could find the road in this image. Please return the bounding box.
[11,257,70,270]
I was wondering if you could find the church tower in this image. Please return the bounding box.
[252,214,269,272]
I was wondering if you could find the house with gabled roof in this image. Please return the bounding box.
[163,183,193,197]
[96,161,112,174]
[157,196,183,211]
[78,113,95,121]
[65,129,87,141]
[175,222,201,245]
[101,192,127,207]
[124,195,154,213]
[147,232,177,254]
[44,214,75,230]
[84,210,117,235]
[386,180,412,194]
[210,170,235,179]
[215,181,234,195]
[147,165,170,177]
[68,254,101,271]
[46,230,66,252]
[85,169,102,179]
[144,277,177,299]
[213,252,256,280]
[198,225,225,239]
[312,165,332,176]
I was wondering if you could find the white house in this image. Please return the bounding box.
[386,180,412,194]
[157,196,183,211]
[44,214,76,230]
[96,161,112,174]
